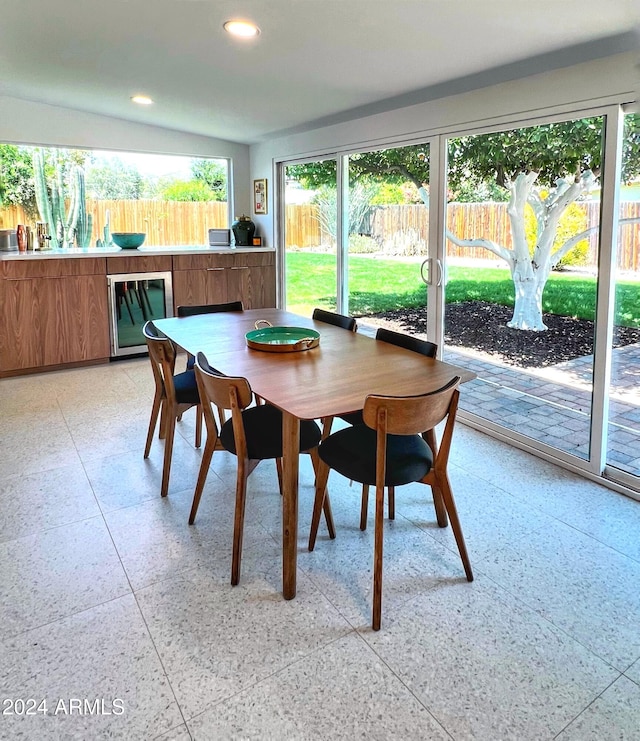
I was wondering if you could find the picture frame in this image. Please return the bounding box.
[253,178,267,215]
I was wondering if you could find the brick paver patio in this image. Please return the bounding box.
[444,343,640,476]
[359,318,640,479]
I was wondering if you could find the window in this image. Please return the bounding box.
[0,145,230,248]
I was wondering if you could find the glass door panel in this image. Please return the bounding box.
[283,159,337,315]
[606,112,640,483]
[442,116,605,461]
[346,144,432,337]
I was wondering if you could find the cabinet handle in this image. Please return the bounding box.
[230,266,249,270]
[206,268,224,272]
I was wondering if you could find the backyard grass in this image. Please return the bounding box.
[285,251,640,327]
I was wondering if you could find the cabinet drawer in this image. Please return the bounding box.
[1,257,106,279]
[106,255,172,273]
[172,251,274,271]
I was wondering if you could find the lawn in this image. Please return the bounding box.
[285,252,640,327]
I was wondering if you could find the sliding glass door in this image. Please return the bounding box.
[606,111,640,484]
[282,158,338,315]
[346,143,433,336]
[442,115,604,464]
[278,106,639,494]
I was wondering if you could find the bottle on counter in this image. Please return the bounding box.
[16,225,27,253]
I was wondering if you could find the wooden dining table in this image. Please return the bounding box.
[153,308,475,600]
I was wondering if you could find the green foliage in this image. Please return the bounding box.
[0,145,38,218]
[312,182,376,240]
[86,158,144,199]
[523,200,590,269]
[368,182,413,205]
[622,113,640,184]
[160,179,218,202]
[448,179,508,203]
[191,159,227,201]
[348,234,378,253]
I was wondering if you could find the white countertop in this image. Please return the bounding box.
[0,245,274,260]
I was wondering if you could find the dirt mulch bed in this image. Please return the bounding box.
[371,301,640,368]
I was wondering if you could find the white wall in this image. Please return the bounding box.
[250,51,639,244]
[0,96,251,218]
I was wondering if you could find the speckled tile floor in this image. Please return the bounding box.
[1,358,639,740]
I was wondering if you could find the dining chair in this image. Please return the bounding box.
[311,308,358,438]
[337,327,439,530]
[360,328,439,528]
[143,321,202,498]
[192,351,336,585]
[308,376,473,630]
[177,300,244,369]
[312,307,357,332]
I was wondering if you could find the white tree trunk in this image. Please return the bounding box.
[508,270,548,330]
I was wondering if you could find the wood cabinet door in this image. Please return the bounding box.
[40,275,110,366]
[173,268,228,309]
[0,278,44,371]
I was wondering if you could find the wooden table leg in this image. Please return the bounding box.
[282,411,300,600]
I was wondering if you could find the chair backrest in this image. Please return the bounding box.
[375,327,437,358]
[195,351,255,458]
[177,300,244,317]
[194,352,253,412]
[362,376,460,437]
[312,307,357,332]
[143,321,179,400]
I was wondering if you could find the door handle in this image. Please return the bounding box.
[420,258,444,286]
[420,258,431,285]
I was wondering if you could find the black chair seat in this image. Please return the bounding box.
[319,424,433,487]
[174,370,199,405]
[338,409,364,426]
[220,404,321,459]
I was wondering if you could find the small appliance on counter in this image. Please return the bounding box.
[208,228,231,247]
[0,229,18,252]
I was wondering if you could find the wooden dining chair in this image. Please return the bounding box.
[336,327,440,530]
[143,321,202,498]
[177,300,244,369]
[311,308,358,438]
[192,351,336,585]
[359,328,439,528]
[308,376,472,630]
[312,307,357,332]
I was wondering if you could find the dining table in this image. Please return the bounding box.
[153,307,475,600]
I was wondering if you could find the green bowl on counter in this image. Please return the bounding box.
[112,232,146,249]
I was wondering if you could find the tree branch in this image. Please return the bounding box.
[446,229,514,265]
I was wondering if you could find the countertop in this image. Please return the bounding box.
[0,245,274,261]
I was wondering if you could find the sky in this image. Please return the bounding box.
[89,150,225,180]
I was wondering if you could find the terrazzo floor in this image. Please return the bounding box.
[1,358,639,740]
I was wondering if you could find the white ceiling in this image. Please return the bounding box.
[0,0,638,145]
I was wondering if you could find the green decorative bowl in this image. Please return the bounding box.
[112,232,146,249]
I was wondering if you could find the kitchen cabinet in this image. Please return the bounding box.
[172,251,275,310]
[0,258,110,375]
[0,248,276,377]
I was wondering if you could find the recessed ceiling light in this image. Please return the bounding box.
[223,19,260,38]
[131,95,153,105]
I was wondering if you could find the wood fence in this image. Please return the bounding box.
[2,199,638,270]
[0,200,228,246]
[286,201,640,271]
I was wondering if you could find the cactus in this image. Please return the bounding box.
[32,148,57,248]
[31,149,92,248]
[72,166,92,248]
